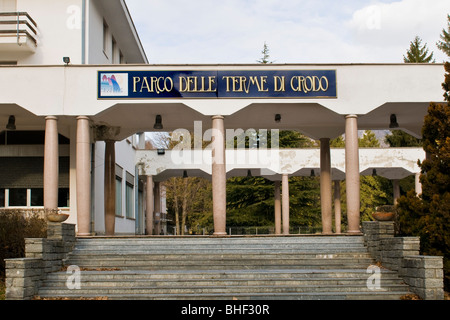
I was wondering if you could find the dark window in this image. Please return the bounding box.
[0,188,4,207]
[9,188,27,206]
[58,188,69,208]
[0,131,69,145]
[30,188,43,206]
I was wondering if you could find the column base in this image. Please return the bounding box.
[346,230,363,235]
[76,233,92,237]
[212,232,228,237]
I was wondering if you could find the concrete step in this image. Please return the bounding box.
[35,291,410,300]
[41,271,407,288]
[35,235,412,300]
[63,260,375,270]
[44,268,400,281]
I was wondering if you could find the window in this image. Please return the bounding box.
[58,188,69,208]
[125,182,133,219]
[30,188,43,206]
[0,188,68,208]
[9,188,26,206]
[115,176,122,216]
[103,19,109,57]
[112,37,117,63]
[125,172,134,219]
[119,51,125,64]
[0,188,4,207]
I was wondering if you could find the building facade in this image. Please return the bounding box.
[0,0,162,235]
[0,1,446,237]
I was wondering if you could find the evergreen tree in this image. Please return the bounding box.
[359,130,380,147]
[256,41,273,64]
[403,36,435,63]
[396,62,450,290]
[384,130,422,147]
[330,135,345,147]
[437,14,450,58]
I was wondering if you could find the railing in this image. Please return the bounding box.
[0,12,38,46]
[169,225,333,236]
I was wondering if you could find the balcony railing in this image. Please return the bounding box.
[0,12,38,51]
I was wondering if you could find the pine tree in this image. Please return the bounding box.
[384,130,422,147]
[437,14,450,58]
[403,36,435,63]
[257,41,273,64]
[396,62,450,290]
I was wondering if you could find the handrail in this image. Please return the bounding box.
[0,12,37,45]
[0,12,37,27]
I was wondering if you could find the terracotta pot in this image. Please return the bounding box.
[372,212,395,221]
[47,213,69,222]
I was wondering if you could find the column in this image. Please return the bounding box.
[211,115,227,236]
[334,181,342,234]
[104,140,116,236]
[282,173,289,235]
[154,181,161,235]
[320,138,332,234]
[146,175,154,235]
[415,173,422,195]
[76,116,91,236]
[345,115,361,233]
[393,179,400,205]
[44,116,59,210]
[274,180,281,235]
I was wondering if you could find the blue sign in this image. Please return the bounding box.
[98,70,337,99]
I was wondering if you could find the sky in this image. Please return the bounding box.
[125,0,449,64]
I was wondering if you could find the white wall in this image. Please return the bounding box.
[14,0,83,65]
[86,0,108,64]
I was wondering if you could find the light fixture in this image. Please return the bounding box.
[153,115,163,130]
[389,114,399,129]
[6,115,16,130]
[310,169,315,177]
[275,114,281,123]
[157,149,165,155]
[183,170,188,178]
[372,169,377,177]
[63,57,70,65]
[247,170,252,177]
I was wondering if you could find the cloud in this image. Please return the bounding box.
[125,0,449,64]
[347,0,449,62]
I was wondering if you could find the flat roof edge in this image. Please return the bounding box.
[0,62,445,68]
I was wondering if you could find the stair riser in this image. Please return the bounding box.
[45,272,400,282]
[36,236,412,300]
[42,278,408,288]
[38,284,409,296]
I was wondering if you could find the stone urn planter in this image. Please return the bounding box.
[372,205,395,221]
[46,209,69,222]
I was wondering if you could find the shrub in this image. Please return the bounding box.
[0,210,47,279]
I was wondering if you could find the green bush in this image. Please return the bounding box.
[0,210,47,279]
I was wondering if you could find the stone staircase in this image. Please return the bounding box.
[36,235,412,300]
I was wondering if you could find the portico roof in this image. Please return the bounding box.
[0,63,445,141]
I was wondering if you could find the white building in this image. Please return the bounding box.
[0,0,157,235]
[0,1,446,237]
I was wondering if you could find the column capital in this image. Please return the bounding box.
[76,115,90,121]
[45,116,58,121]
[345,114,358,119]
[211,115,224,120]
[93,124,121,141]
